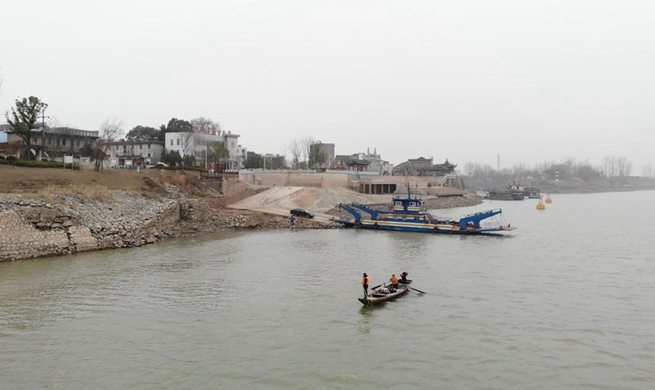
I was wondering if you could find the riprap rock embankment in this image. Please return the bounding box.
[0,193,180,262]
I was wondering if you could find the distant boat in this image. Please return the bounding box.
[536,197,546,210]
[487,183,540,200]
[545,194,553,203]
[336,184,516,235]
[486,189,524,201]
[527,189,541,199]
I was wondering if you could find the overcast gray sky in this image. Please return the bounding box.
[1,0,654,171]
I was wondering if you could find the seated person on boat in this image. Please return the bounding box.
[390,274,399,289]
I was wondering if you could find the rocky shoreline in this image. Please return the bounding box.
[0,187,483,262]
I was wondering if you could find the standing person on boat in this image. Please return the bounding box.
[390,274,399,289]
[362,273,370,298]
[400,271,409,283]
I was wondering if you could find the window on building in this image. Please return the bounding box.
[62,139,66,146]
[170,139,173,146]
[177,139,180,146]
[76,139,80,147]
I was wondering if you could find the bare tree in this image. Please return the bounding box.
[602,156,616,178]
[616,156,632,177]
[288,138,301,169]
[300,136,317,169]
[95,117,124,170]
[601,155,631,178]
[180,131,195,167]
[642,164,653,178]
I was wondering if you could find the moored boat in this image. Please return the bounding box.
[486,189,525,200]
[359,279,413,306]
[336,184,516,235]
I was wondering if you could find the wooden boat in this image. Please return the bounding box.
[359,279,413,306]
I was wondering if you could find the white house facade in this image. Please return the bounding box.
[165,131,241,169]
[102,140,165,168]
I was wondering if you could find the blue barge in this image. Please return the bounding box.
[336,185,516,235]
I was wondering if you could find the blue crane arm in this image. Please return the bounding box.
[338,203,362,223]
[458,209,502,228]
[350,203,379,219]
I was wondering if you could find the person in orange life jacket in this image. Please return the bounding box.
[362,273,370,298]
[390,274,399,289]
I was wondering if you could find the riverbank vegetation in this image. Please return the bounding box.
[462,157,655,194]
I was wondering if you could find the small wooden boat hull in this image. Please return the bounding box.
[359,280,412,306]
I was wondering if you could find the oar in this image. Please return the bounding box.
[410,287,426,294]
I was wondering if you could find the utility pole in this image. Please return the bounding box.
[40,108,49,161]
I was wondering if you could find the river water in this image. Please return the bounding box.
[1,191,654,390]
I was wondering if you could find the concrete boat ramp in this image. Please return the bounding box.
[227,186,392,224]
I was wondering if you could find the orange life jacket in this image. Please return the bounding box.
[362,277,370,286]
[391,276,398,285]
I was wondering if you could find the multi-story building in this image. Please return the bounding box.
[1,125,99,160]
[101,139,165,168]
[332,147,392,174]
[165,131,241,170]
[236,145,248,169]
[309,142,335,169]
[392,157,457,176]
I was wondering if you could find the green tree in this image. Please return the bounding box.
[159,118,193,142]
[210,142,230,161]
[244,151,263,169]
[166,118,192,132]
[162,150,182,166]
[126,125,160,140]
[79,143,94,157]
[183,154,196,167]
[5,96,48,160]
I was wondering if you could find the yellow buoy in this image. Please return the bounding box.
[545,194,552,204]
[536,197,546,210]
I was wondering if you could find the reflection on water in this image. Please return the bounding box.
[1,191,655,389]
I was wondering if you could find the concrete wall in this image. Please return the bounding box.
[238,170,463,193]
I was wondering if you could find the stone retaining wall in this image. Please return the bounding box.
[0,194,181,262]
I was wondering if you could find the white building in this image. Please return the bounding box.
[165,131,241,169]
[236,144,248,169]
[102,140,165,168]
[357,147,393,175]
